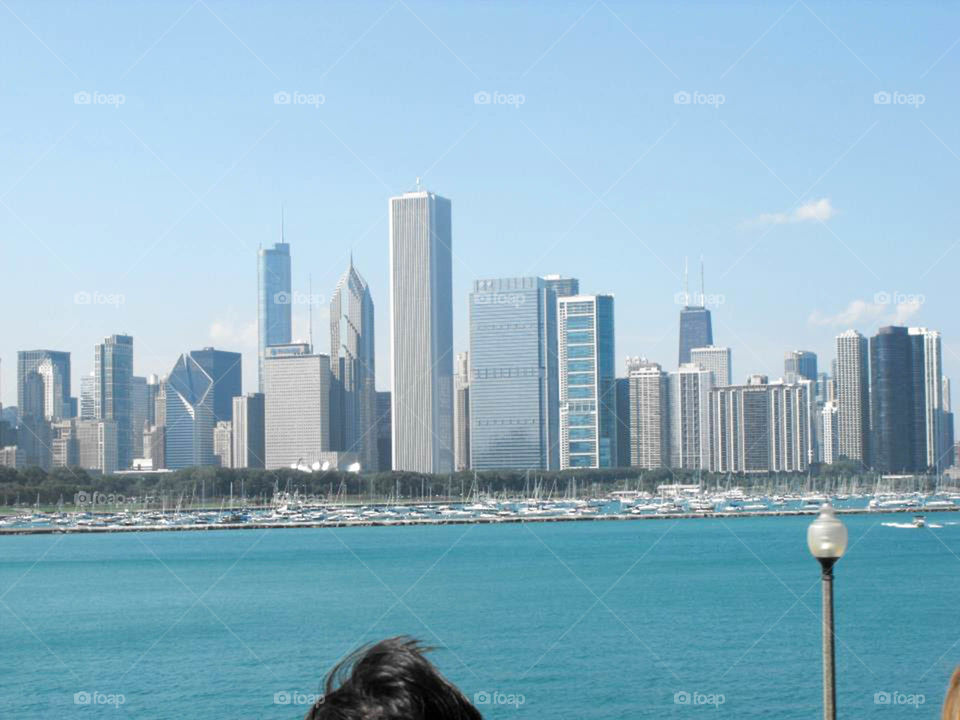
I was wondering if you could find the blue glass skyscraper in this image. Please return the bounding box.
[558,294,616,468]
[257,236,292,392]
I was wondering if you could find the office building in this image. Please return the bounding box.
[870,326,923,473]
[690,346,732,386]
[214,421,233,468]
[784,350,818,384]
[258,237,292,391]
[558,294,616,469]
[231,393,265,469]
[615,377,631,467]
[626,359,670,469]
[188,348,242,424]
[163,352,218,469]
[541,275,580,468]
[264,344,330,470]
[909,328,947,471]
[330,259,378,471]
[677,261,713,365]
[17,350,71,420]
[80,372,96,420]
[389,188,454,473]
[453,352,470,472]
[376,391,392,472]
[51,419,118,474]
[95,334,134,470]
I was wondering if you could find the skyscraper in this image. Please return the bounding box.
[17,350,71,420]
[469,277,551,470]
[690,346,732,386]
[558,294,616,469]
[263,343,330,470]
[668,363,713,469]
[95,334,134,470]
[189,348,242,424]
[821,401,839,465]
[164,352,218,469]
[231,393,265,469]
[870,326,927,473]
[626,359,669,469]
[330,258,377,471]
[80,372,96,420]
[453,351,470,472]
[615,377,631,467]
[389,188,454,474]
[784,350,818,384]
[835,330,869,465]
[677,261,713,365]
[376,391,392,472]
[257,237,292,392]
[909,327,945,471]
[131,375,147,460]
[213,421,233,468]
[541,275,580,469]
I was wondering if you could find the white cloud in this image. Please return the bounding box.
[209,318,258,349]
[749,198,837,226]
[808,297,923,328]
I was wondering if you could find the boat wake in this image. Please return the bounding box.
[882,522,943,529]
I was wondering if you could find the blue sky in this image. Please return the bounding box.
[2,0,959,404]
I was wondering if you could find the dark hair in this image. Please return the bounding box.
[304,636,482,720]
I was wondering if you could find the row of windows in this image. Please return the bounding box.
[565,315,594,329]
[567,346,594,359]
[568,386,595,399]
[566,331,593,344]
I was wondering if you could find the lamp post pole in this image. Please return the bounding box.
[819,557,837,720]
[807,503,847,720]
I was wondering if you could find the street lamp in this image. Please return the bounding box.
[807,503,848,720]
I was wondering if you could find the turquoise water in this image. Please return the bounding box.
[1,513,958,719]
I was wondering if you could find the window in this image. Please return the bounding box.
[566,331,593,344]
[568,346,593,358]
[568,386,593,399]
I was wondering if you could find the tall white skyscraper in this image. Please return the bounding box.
[668,363,713,469]
[453,351,470,472]
[389,188,454,473]
[835,330,869,464]
[264,343,330,470]
[626,358,669,469]
[690,346,732,387]
[821,400,839,465]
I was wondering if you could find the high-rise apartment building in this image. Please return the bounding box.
[626,359,669,469]
[453,352,470,472]
[690,346,732,387]
[669,363,713,469]
[835,330,869,465]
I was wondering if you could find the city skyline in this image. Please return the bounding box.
[3,3,960,408]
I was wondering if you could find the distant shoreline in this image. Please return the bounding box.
[1,505,955,536]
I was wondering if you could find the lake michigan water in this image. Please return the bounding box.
[2,513,958,719]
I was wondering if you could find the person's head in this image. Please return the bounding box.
[304,636,482,720]
[943,666,960,719]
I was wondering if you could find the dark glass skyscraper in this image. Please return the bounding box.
[257,238,292,392]
[784,350,817,383]
[95,334,134,470]
[870,326,924,473]
[188,347,242,423]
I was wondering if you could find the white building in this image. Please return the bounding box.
[626,359,669,469]
[909,327,945,470]
[821,401,839,465]
[264,344,330,470]
[214,421,233,468]
[690,346,732,387]
[669,363,713,470]
[389,188,454,473]
[835,330,869,464]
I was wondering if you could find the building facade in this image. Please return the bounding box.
[94,334,134,470]
[257,239,292,391]
[231,393,265,469]
[835,330,870,465]
[690,346,732,387]
[330,259,378,471]
[453,351,470,472]
[389,189,454,473]
[669,364,713,470]
[626,359,670,469]
[558,294,616,469]
[164,352,218,470]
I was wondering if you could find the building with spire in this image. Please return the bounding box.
[257,215,292,392]
[330,257,377,471]
[678,259,713,365]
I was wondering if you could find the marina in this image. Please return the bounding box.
[3,488,958,534]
